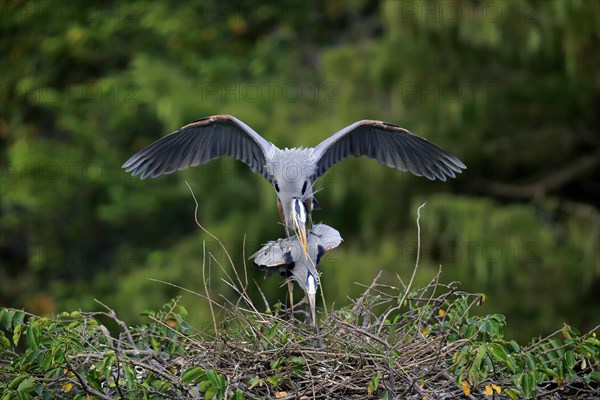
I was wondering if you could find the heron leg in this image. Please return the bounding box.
[287,280,295,323]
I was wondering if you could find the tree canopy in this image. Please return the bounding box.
[1,0,599,342]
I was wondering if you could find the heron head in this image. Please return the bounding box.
[268,148,315,198]
[305,271,318,327]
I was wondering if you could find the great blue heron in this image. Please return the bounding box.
[252,209,343,327]
[123,114,466,248]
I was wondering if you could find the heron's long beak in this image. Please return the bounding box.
[306,273,318,328]
[291,199,309,259]
[295,222,309,259]
[307,292,317,327]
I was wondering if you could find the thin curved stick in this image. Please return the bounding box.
[378,202,427,334]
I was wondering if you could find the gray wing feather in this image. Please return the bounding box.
[252,237,298,267]
[311,224,343,251]
[312,120,466,181]
[123,115,273,179]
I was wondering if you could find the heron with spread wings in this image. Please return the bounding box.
[123,114,466,251]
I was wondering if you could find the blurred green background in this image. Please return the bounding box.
[1,0,598,342]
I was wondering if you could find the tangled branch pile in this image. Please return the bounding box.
[1,265,599,399]
[1,204,599,398]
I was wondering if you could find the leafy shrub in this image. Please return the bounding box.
[1,274,598,399]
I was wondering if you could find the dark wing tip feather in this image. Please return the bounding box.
[252,261,279,279]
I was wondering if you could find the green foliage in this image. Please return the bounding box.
[447,314,600,399]
[1,282,598,399]
[1,0,599,344]
[0,298,207,399]
[181,367,228,400]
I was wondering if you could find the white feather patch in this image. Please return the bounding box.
[306,274,317,295]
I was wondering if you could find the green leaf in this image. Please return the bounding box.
[199,380,212,393]
[464,324,477,338]
[88,374,102,392]
[123,364,135,388]
[178,305,188,317]
[578,337,600,357]
[504,388,520,400]
[230,389,245,400]
[0,331,10,349]
[564,350,575,371]
[541,367,559,379]
[103,354,116,380]
[151,337,160,352]
[267,325,278,340]
[583,336,600,347]
[67,321,80,330]
[507,340,520,353]
[217,374,227,397]
[549,339,564,358]
[3,310,16,330]
[13,311,26,327]
[182,366,206,385]
[524,353,536,371]
[289,356,305,366]
[41,352,52,370]
[247,376,260,389]
[17,390,34,400]
[8,374,29,390]
[206,369,220,387]
[270,357,284,370]
[204,386,218,400]
[473,344,487,370]
[485,320,500,338]
[44,367,63,380]
[368,371,381,395]
[491,314,506,324]
[13,324,23,346]
[522,371,536,398]
[488,343,508,362]
[17,377,36,393]
[266,375,282,386]
[26,327,40,351]
[280,331,290,345]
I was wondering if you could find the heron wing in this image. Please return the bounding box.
[311,120,466,181]
[311,224,343,251]
[251,237,298,267]
[123,115,273,179]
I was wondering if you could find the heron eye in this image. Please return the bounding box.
[301,180,307,195]
[274,181,280,192]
